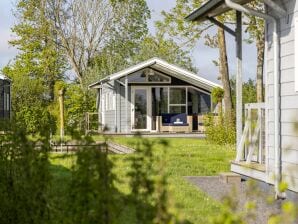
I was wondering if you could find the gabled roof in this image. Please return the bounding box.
[89,58,221,91]
[0,74,11,81]
[185,0,252,22]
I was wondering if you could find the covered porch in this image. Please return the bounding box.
[89,58,221,134]
[131,85,212,133]
[186,0,287,196]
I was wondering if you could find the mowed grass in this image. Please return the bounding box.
[49,137,235,223]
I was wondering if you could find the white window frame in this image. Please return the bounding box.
[127,69,171,84]
[131,86,151,131]
[168,87,187,114]
[105,91,116,111]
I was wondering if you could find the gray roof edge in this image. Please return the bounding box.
[0,74,11,81]
[88,57,221,90]
[185,0,223,21]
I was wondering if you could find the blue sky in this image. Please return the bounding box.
[0,0,257,83]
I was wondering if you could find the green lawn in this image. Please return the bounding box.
[49,137,235,223]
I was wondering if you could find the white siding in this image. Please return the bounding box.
[265,0,298,192]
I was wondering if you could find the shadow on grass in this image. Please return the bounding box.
[48,163,193,224]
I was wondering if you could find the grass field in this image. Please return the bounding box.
[49,137,235,223]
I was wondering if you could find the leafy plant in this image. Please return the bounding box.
[64,139,118,224]
[204,113,236,145]
[0,121,51,224]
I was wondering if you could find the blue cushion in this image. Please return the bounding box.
[161,113,188,126]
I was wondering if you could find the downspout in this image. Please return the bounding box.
[225,0,286,198]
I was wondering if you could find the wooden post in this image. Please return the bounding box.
[58,89,65,152]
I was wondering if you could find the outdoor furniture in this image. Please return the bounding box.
[197,115,205,133]
[159,113,192,133]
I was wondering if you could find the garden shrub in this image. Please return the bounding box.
[127,136,178,224]
[204,113,236,145]
[0,122,51,224]
[64,140,118,224]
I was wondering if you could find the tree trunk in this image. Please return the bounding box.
[256,33,265,102]
[217,27,233,118]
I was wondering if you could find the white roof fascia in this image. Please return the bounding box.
[108,58,157,81]
[0,74,11,81]
[152,58,222,89]
[90,57,221,90]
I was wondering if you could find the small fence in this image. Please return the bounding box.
[85,112,102,134]
[50,144,102,153]
[49,142,134,154]
[236,103,266,164]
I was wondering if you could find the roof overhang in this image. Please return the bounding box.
[89,58,222,91]
[185,0,253,22]
[0,74,11,82]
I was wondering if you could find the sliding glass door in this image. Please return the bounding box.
[132,87,150,131]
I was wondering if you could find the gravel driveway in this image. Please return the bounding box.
[185,176,298,224]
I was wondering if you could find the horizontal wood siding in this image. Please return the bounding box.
[119,85,131,133]
[102,82,116,132]
[265,0,298,192]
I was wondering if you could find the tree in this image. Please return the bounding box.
[230,77,257,106]
[48,0,150,87]
[133,34,196,72]
[2,0,65,133]
[156,0,234,118]
[245,1,265,102]
[211,87,224,114]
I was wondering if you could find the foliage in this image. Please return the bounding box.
[204,114,236,145]
[50,82,96,135]
[2,0,66,134]
[132,35,196,72]
[64,141,118,224]
[0,122,51,224]
[2,66,57,134]
[211,87,224,104]
[127,136,178,223]
[48,0,150,85]
[230,77,257,107]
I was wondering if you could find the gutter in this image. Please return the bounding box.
[224,0,286,198]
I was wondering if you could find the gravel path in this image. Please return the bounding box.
[185,176,298,224]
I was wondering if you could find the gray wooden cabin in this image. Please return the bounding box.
[89,58,221,134]
[0,74,11,120]
[187,0,298,196]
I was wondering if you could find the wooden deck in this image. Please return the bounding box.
[231,161,267,183]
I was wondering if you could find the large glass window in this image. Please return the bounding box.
[127,71,147,83]
[151,87,168,130]
[187,87,211,114]
[169,106,186,114]
[169,88,186,104]
[199,92,211,113]
[147,72,170,82]
[151,87,168,115]
[122,69,171,83]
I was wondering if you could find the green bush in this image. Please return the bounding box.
[64,141,118,224]
[204,114,236,145]
[0,122,51,224]
[0,124,179,224]
[127,136,177,224]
